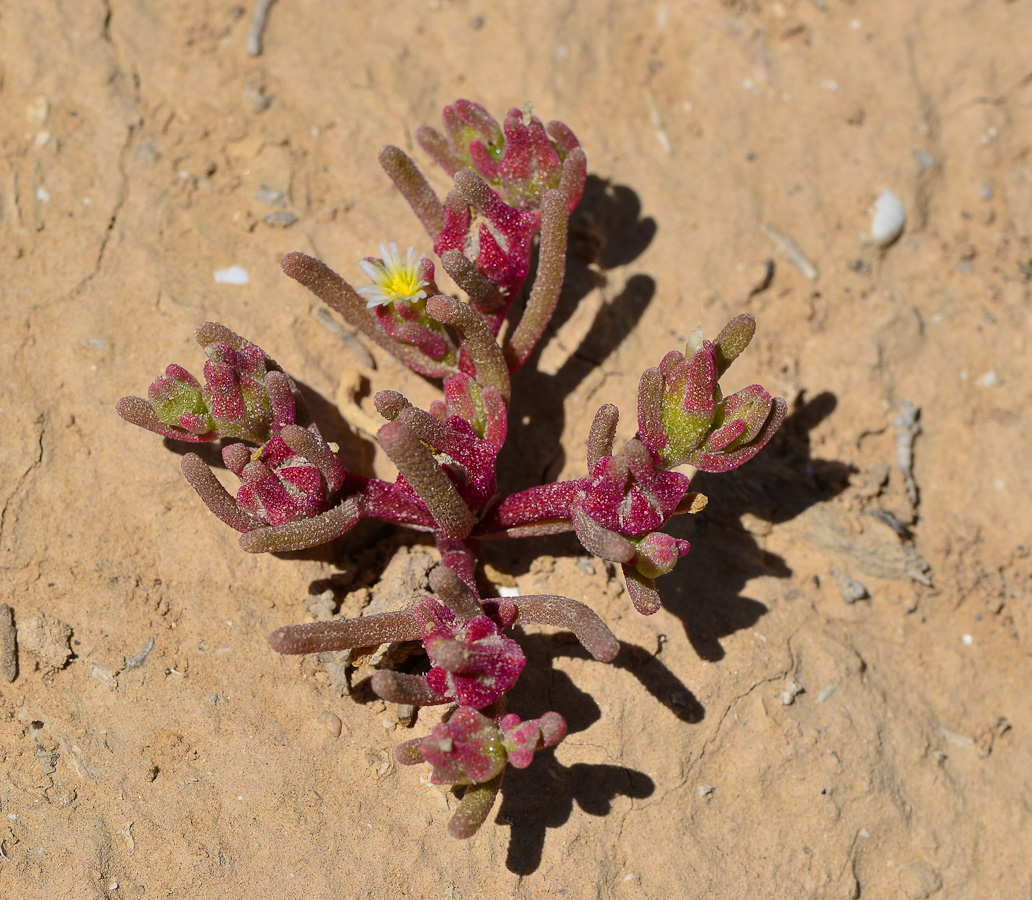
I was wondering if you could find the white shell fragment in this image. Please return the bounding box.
[869,189,906,248]
[214,265,250,285]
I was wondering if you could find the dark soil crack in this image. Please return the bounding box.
[0,417,45,562]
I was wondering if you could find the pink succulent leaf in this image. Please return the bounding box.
[649,347,716,464]
[279,424,348,494]
[373,304,453,361]
[136,365,216,440]
[499,718,542,769]
[176,412,211,435]
[587,403,620,470]
[622,565,662,615]
[277,465,328,519]
[684,341,719,418]
[499,711,568,769]
[439,248,507,316]
[546,120,580,157]
[687,395,789,474]
[378,145,447,242]
[370,670,449,707]
[705,384,774,452]
[632,532,691,580]
[415,598,526,709]
[433,190,472,259]
[498,109,532,183]
[577,456,628,533]
[641,317,785,470]
[556,147,588,212]
[455,170,541,303]
[577,447,690,540]
[180,453,263,533]
[572,506,637,565]
[713,313,757,377]
[237,459,304,527]
[514,595,619,662]
[704,418,747,452]
[397,707,508,785]
[501,189,570,374]
[222,443,251,477]
[202,343,270,430]
[423,101,584,214]
[118,324,308,446]
[537,711,567,748]
[424,293,512,406]
[481,598,517,630]
[429,170,540,311]
[439,101,504,169]
[448,774,504,840]
[386,401,500,518]
[429,563,484,621]
[442,373,507,448]
[237,497,364,553]
[468,139,499,178]
[413,597,458,642]
[230,432,347,528]
[476,480,586,536]
[443,372,479,429]
[268,601,420,655]
[428,399,448,421]
[395,738,429,767]
[636,366,665,459]
[475,217,529,298]
[378,420,476,540]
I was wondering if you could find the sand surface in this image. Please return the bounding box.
[1,1,1031,897]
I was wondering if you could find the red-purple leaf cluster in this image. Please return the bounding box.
[116,99,787,839]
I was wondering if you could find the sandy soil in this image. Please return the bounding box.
[2,1,1031,897]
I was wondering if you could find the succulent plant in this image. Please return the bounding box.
[117,100,784,839]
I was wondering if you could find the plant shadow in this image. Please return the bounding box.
[497,757,655,875]
[494,630,697,874]
[662,390,854,658]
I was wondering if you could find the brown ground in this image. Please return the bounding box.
[2,1,1031,897]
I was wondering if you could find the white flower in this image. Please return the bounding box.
[356,242,429,309]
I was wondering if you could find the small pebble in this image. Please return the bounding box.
[264,211,298,228]
[698,783,715,799]
[17,614,72,672]
[781,680,805,705]
[831,566,869,604]
[213,266,250,285]
[870,189,906,248]
[314,711,342,737]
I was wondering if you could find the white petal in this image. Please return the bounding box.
[358,258,383,281]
